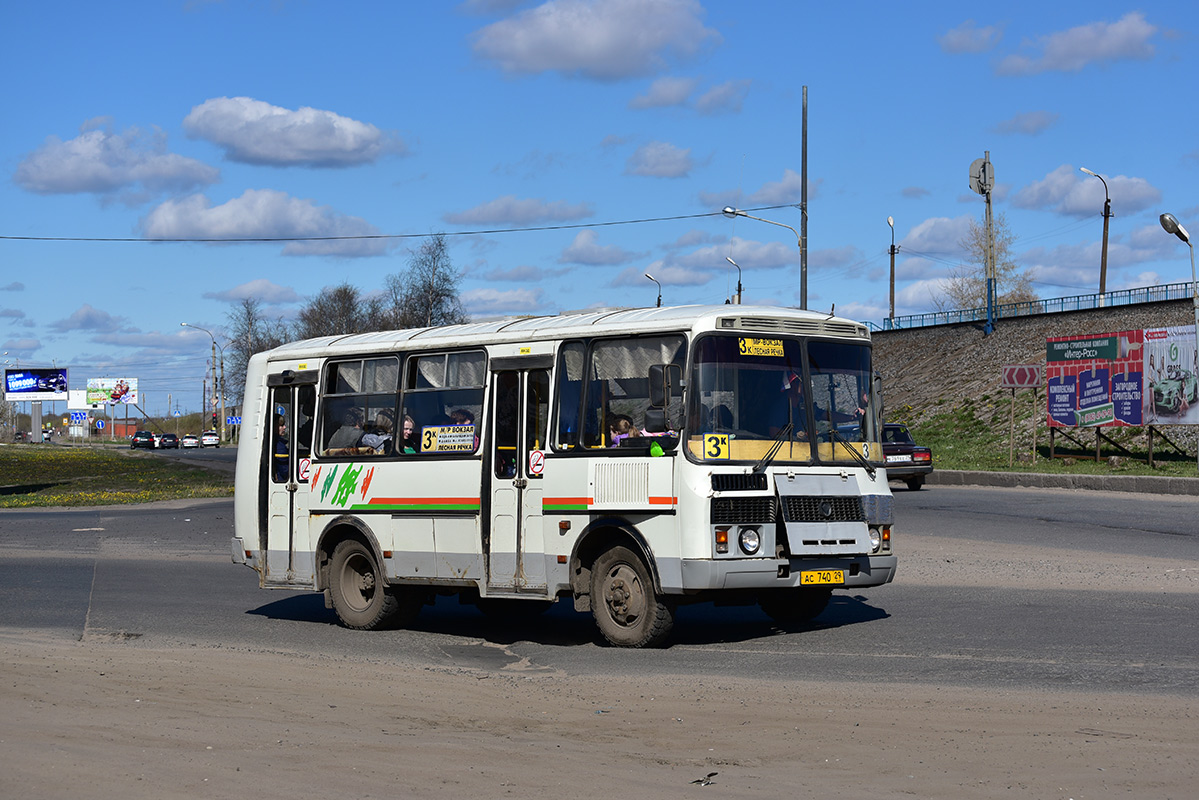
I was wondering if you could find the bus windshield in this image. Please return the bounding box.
[686,334,880,464]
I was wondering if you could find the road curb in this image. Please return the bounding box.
[928,470,1199,496]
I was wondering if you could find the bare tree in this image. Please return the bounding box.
[225,298,288,403]
[389,233,469,328]
[292,283,390,340]
[935,212,1036,310]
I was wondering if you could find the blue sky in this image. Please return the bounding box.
[2,0,1198,415]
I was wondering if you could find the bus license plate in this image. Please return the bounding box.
[801,569,844,585]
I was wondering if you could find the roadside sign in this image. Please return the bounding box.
[1001,364,1043,388]
[227,415,242,425]
[96,420,105,429]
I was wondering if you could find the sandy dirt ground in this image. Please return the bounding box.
[3,511,1197,799]
[1,628,1195,800]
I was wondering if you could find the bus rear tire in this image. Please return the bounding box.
[759,587,832,625]
[590,546,674,648]
[329,539,418,630]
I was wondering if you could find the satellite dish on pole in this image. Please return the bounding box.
[969,157,993,195]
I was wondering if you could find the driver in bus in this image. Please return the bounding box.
[767,371,812,441]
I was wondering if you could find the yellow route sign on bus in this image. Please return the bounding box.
[739,337,784,357]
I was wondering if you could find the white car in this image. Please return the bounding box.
[200,430,220,447]
[181,434,200,448]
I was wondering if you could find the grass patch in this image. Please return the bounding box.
[0,444,234,508]
[899,397,1199,478]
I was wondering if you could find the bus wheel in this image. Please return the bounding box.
[329,539,409,630]
[590,546,674,648]
[759,587,831,625]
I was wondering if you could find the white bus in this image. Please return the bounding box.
[232,305,896,647]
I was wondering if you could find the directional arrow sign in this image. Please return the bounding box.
[1001,364,1043,388]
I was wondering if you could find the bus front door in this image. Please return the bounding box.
[264,381,316,585]
[486,368,549,593]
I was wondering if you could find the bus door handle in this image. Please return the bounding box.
[512,477,528,489]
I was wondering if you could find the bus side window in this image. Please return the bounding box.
[553,341,585,450]
[579,335,687,452]
[404,350,486,455]
[317,357,399,457]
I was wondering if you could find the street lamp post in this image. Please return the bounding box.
[1080,167,1111,297]
[1158,213,1199,474]
[644,273,662,308]
[725,257,743,304]
[182,322,226,444]
[887,216,899,323]
[722,207,805,309]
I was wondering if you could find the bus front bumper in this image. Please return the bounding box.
[678,554,897,591]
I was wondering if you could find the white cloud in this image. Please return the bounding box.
[629,76,697,109]
[183,97,400,167]
[992,110,1059,136]
[714,237,799,271]
[558,230,641,265]
[614,262,712,287]
[49,304,127,333]
[461,287,546,316]
[443,195,593,225]
[747,169,803,205]
[694,79,750,115]
[625,141,693,177]
[939,20,1003,54]
[139,189,388,257]
[203,279,301,304]
[471,0,720,81]
[901,216,973,254]
[481,265,567,282]
[1,338,40,356]
[1011,165,1161,217]
[997,12,1157,76]
[14,120,218,199]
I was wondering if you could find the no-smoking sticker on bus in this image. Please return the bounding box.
[528,449,545,475]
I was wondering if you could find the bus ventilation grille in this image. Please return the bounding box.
[782,496,865,523]
[711,496,777,524]
[711,473,769,492]
[737,316,866,339]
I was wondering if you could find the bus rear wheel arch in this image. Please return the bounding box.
[327,538,421,630]
[590,545,674,648]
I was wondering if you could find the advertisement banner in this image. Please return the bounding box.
[86,377,139,406]
[1143,326,1199,425]
[1046,331,1142,427]
[4,368,69,401]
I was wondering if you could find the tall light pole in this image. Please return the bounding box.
[887,216,899,323]
[1080,167,1111,297]
[722,207,805,309]
[644,273,662,307]
[182,322,226,443]
[1159,212,1199,474]
[725,257,743,304]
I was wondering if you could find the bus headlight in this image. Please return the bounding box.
[869,526,881,552]
[738,527,761,555]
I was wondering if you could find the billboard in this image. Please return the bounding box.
[86,377,139,406]
[1046,331,1143,428]
[1144,326,1199,425]
[4,368,69,401]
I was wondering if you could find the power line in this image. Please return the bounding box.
[0,204,802,245]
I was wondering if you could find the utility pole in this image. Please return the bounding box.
[800,85,808,311]
[887,216,899,323]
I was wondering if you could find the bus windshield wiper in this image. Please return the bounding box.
[752,423,792,473]
[829,428,877,479]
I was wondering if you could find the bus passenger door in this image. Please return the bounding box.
[264,381,316,586]
[486,368,549,592]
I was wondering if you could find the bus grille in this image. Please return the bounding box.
[711,496,776,524]
[782,495,865,523]
[711,473,768,492]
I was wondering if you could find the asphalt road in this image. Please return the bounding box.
[2,486,1196,696]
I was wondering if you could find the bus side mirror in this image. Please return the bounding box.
[649,363,681,408]
[644,408,667,433]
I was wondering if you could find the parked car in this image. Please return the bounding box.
[159,433,179,449]
[181,433,200,448]
[882,423,933,490]
[200,430,220,447]
[130,430,155,449]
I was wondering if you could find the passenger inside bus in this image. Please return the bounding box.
[360,409,394,454]
[327,406,365,450]
[273,415,288,481]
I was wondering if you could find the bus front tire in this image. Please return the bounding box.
[590,546,674,648]
[759,587,832,625]
[328,539,419,630]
